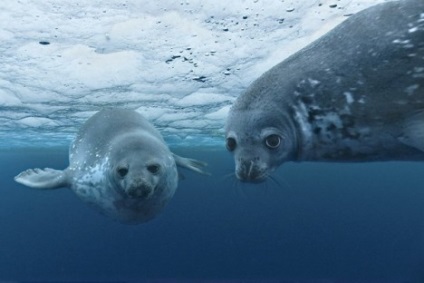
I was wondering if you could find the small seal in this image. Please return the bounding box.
[225,0,424,182]
[15,109,208,224]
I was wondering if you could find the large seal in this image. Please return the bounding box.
[225,0,424,182]
[15,109,208,224]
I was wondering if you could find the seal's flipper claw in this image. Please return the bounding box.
[173,154,210,176]
[400,111,424,153]
[14,168,69,189]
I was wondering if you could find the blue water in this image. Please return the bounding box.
[1,147,424,282]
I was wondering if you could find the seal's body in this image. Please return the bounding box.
[225,0,424,182]
[15,109,208,224]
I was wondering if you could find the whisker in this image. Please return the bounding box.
[278,176,295,192]
[220,171,295,200]
[233,178,249,199]
[222,172,236,180]
[267,173,295,192]
[221,171,244,198]
[268,175,282,188]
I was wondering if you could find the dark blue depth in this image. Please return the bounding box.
[1,147,424,281]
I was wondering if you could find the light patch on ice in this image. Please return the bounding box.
[0,89,21,106]
[170,119,211,129]
[18,117,59,128]
[136,107,169,121]
[158,111,198,124]
[205,105,231,120]
[174,92,234,107]
[60,45,141,89]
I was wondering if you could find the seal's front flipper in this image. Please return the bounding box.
[400,111,424,152]
[14,168,69,189]
[173,154,210,175]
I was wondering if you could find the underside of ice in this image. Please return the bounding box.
[0,0,387,148]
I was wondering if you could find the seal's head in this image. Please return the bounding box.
[105,133,178,223]
[225,108,299,182]
[112,153,163,199]
[109,133,177,201]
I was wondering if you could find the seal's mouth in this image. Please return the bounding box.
[125,183,155,199]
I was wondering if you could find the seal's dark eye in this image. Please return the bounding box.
[147,164,160,174]
[265,134,281,149]
[226,137,237,152]
[117,167,129,177]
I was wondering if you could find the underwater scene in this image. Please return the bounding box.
[2,0,424,282]
[2,149,424,281]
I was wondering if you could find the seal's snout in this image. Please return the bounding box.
[236,158,267,183]
[127,186,153,199]
[126,178,154,199]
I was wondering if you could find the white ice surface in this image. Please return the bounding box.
[0,0,388,148]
